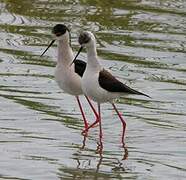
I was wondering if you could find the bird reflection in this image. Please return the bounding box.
[75,135,128,173]
[80,134,103,155]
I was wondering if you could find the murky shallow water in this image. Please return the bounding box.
[0,0,186,179]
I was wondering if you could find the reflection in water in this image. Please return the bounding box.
[122,143,129,161]
[96,153,103,173]
[76,147,103,174]
[0,0,186,179]
[69,135,129,179]
[96,140,103,155]
[81,134,87,150]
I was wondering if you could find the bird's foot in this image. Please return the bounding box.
[81,129,88,136]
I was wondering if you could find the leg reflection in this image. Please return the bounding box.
[121,143,128,160]
[96,151,103,172]
[96,137,103,155]
[81,134,87,149]
[111,144,129,171]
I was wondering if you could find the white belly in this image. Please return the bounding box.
[82,70,119,103]
[55,66,83,96]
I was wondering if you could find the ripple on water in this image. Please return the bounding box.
[0,0,186,179]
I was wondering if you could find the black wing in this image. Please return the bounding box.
[98,69,150,98]
[74,59,86,77]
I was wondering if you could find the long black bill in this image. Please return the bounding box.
[70,46,83,66]
[40,40,55,57]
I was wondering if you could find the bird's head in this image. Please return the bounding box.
[52,24,70,41]
[78,31,96,48]
[70,31,96,65]
[41,24,70,56]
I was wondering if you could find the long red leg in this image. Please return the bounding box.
[98,103,102,139]
[112,103,126,143]
[98,103,103,152]
[82,96,99,133]
[85,95,99,119]
[76,96,88,129]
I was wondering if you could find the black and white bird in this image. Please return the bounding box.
[41,25,99,130]
[71,31,150,143]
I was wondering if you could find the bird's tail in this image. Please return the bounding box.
[130,88,151,98]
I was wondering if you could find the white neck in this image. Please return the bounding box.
[57,39,73,66]
[86,42,100,70]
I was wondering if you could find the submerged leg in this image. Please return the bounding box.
[112,103,126,143]
[76,96,88,129]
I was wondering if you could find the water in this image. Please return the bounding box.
[0,0,186,179]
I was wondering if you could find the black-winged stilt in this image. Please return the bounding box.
[41,25,99,131]
[71,31,150,144]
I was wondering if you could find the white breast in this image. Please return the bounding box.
[55,65,83,96]
[82,68,119,103]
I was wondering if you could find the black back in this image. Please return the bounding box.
[98,69,150,97]
[74,60,86,77]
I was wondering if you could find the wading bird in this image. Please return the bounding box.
[71,31,150,144]
[41,25,99,131]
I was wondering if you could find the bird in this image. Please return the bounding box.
[40,24,99,131]
[71,31,150,144]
